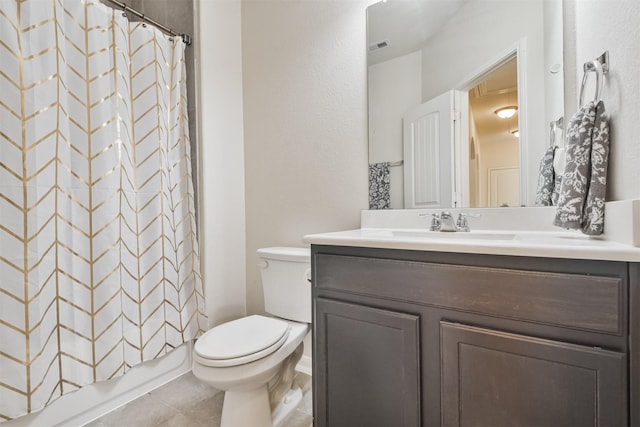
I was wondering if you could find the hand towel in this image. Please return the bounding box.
[582,101,610,234]
[369,162,391,209]
[553,100,609,234]
[534,145,557,206]
[552,173,562,206]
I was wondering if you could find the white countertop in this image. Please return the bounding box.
[303,228,640,263]
[303,201,640,262]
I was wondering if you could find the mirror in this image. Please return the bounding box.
[367,0,565,209]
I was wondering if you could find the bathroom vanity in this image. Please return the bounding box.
[306,222,640,427]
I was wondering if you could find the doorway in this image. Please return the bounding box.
[465,55,520,207]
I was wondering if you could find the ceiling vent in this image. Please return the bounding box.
[368,40,390,53]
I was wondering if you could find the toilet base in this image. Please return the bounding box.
[221,385,271,427]
[220,384,303,427]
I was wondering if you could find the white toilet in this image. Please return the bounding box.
[192,247,311,427]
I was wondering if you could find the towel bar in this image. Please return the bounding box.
[579,51,609,107]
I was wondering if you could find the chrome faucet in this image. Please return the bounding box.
[439,211,457,232]
[426,211,480,232]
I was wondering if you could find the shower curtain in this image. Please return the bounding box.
[0,0,206,420]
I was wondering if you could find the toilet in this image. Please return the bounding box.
[192,247,311,427]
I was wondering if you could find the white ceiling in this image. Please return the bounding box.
[469,56,519,144]
[367,0,469,66]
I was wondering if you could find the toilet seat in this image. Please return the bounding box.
[194,315,290,367]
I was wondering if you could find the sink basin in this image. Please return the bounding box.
[390,230,517,241]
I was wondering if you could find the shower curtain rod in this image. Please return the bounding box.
[103,0,193,46]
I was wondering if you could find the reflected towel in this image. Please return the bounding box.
[535,146,564,207]
[534,145,557,206]
[553,100,610,235]
[369,162,391,209]
[552,174,562,206]
[552,146,566,206]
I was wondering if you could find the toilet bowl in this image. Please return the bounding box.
[192,247,311,427]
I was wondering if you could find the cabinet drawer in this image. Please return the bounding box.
[315,254,624,335]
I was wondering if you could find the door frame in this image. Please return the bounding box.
[454,39,528,207]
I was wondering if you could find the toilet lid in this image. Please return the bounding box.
[194,315,290,367]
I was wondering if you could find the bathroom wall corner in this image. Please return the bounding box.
[197,0,247,327]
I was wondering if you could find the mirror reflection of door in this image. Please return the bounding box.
[489,167,520,207]
[403,90,464,209]
[467,56,520,207]
[402,57,519,209]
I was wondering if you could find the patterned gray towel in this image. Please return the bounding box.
[552,175,562,206]
[535,145,557,206]
[553,100,610,235]
[369,162,391,209]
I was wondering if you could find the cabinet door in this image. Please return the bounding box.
[441,322,627,427]
[314,298,421,427]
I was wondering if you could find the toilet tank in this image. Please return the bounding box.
[257,247,311,323]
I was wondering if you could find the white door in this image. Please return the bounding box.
[403,90,467,209]
[488,167,520,207]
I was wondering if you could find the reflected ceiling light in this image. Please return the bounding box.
[511,129,520,138]
[494,106,518,119]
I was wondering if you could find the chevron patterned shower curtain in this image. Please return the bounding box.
[0,0,207,420]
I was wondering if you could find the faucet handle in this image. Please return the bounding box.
[456,212,480,232]
[430,213,441,231]
[420,212,441,231]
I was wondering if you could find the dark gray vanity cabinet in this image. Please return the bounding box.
[440,322,625,427]
[315,298,421,427]
[311,245,640,427]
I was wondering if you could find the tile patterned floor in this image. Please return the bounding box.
[84,371,313,427]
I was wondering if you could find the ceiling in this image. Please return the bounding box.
[469,56,519,145]
[367,0,469,66]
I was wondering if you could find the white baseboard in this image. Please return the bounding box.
[296,354,312,376]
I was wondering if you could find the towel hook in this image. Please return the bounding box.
[579,51,609,107]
